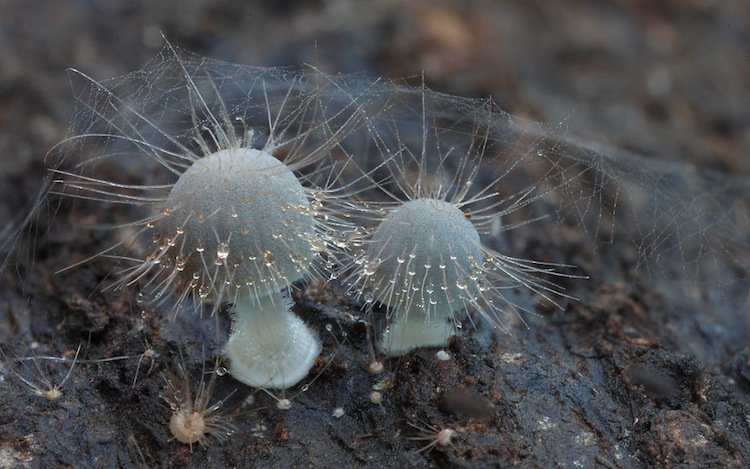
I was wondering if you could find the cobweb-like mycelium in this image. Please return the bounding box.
[1,45,747,381]
[341,79,750,357]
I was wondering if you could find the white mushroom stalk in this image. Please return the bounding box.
[50,44,369,388]
[224,290,321,388]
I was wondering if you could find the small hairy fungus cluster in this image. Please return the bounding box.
[40,45,579,452]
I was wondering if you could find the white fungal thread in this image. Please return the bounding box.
[1,344,81,401]
[132,336,159,388]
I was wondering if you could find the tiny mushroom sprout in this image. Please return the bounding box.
[345,85,579,356]
[161,356,236,450]
[50,44,370,389]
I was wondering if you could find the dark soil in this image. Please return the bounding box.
[1,1,748,468]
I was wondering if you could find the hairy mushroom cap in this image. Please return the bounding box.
[159,147,318,301]
[367,198,484,317]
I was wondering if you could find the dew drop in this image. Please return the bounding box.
[262,250,275,266]
[216,242,230,260]
[310,238,326,252]
[363,261,379,276]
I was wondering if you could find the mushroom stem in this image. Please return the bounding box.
[379,310,456,356]
[224,289,321,389]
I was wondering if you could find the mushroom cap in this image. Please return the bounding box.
[367,198,484,317]
[159,148,317,299]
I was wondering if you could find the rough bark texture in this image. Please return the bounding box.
[1,1,748,468]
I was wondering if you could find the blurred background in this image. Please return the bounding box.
[1,0,748,182]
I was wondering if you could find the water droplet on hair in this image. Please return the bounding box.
[310,238,326,252]
[364,261,378,276]
[262,250,275,266]
[216,242,230,260]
